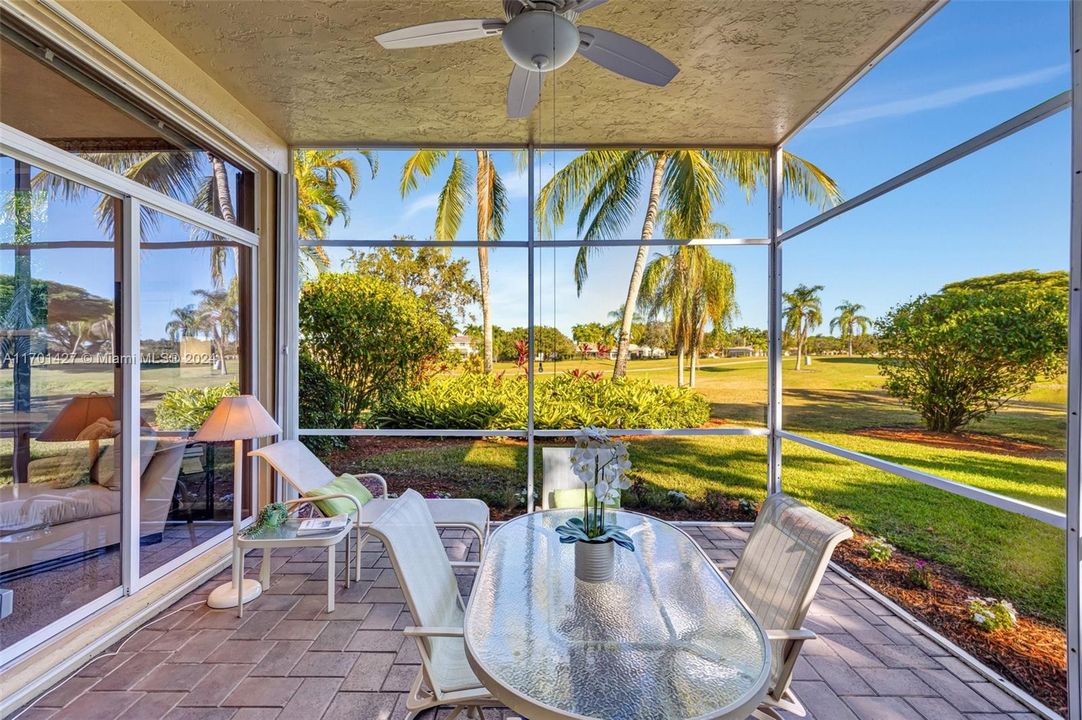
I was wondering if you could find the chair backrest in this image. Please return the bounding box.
[541,447,579,510]
[249,439,336,494]
[367,490,464,694]
[368,489,462,631]
[730,493,852,683]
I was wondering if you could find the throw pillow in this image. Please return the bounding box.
[303,473,374,517]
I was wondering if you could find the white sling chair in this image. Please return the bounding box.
[368,489,498,720]
[249,440,489,581]
[728,493,853,720]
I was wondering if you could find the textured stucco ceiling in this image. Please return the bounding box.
[124,0,934,147]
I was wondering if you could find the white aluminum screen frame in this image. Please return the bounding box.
[0,121,262,665]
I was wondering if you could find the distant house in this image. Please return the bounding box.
[448,334,476,356]
[726,346,755,358]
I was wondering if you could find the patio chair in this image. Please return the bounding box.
[368,489,498,720]
[728,493,853,720]
[249,440,489,581]
[540,446,622,510]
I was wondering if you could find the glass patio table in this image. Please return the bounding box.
[464,509,771,720]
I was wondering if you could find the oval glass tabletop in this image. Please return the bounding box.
[464,509,771,720]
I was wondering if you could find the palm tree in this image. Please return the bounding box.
[401,150,508,373]
[638,212,737,387]
[192,287,238,375]
[295,150,377,274]
[639,246,736,387]
[537,149,841,379]
[830,300,871,357]
[784,284,824,370]
[32,150,244,286]
[166,305,200,342]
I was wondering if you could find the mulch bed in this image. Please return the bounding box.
[852,426,1062,459]
[833,532,1066,715]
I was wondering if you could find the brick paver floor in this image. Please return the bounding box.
[19,525,1045,720]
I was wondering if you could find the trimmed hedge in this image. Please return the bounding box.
[372,372,709,430]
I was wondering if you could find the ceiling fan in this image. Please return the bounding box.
[374,0,679,118]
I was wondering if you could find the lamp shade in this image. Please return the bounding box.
[192,394,280,442]
[37,393,116,442]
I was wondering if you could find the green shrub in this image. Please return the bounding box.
[299,273,449,421]
[299,351,350,454]
[372,372,709,430]
[156,383,239,431]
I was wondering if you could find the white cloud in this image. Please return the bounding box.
[402,192,439,219]
[813,64,1068,129]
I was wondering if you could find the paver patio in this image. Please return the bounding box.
[18,525,1044,720]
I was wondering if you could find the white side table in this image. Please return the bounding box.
[236,518,352,617]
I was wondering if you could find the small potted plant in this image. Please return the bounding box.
[555,426,635,582]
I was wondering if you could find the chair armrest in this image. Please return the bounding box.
[403,626,465,638]
[765,628,817,642]
[450,561,481,569]
[357,472,389,499]
[283,493,364,517]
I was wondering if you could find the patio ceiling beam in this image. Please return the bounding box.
[777,91,1070,246]
[778,431,1067,529]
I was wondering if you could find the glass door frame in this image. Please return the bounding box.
[0,122,261,665]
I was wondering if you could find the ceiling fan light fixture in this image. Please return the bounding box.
[501,11,579,71]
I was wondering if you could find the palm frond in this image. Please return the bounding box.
[435,154,471,241]
[400,149,448,197]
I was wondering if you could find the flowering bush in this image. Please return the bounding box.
[867,536,895,563]
[555,427,635,551]
[907,560,932,589]
[967,597,1017,632]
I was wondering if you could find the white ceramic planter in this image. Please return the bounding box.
[575,540,615,582]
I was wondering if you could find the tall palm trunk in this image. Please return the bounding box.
[848,330,854,357]
[676,340,685,387]
[614,153,668,379]
[795,324,806,370]
[689,340,698,388]
[476,150,494,373]
[210,155,237,225]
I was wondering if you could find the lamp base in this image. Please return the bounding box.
[206,578,262,609]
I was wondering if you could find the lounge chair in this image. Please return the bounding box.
[727,493,853,720]
[368,489,499,720]
[249,439,490,581]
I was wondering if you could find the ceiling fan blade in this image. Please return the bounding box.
[375,19,505,49]
[577,26,679,86]
[507,64,543,118]
[570,0,609,12]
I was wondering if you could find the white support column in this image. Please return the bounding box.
[526,146,537,512]
[276,167,299,502]
[120,196,141,592]
[1066,1,1082,715]
[767,147,784,495]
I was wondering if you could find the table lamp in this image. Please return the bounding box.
[37,392,116,463]
[193,394,280,609]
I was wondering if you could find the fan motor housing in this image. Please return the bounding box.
[502,11,580,71]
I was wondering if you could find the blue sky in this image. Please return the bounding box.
[2,0,1071,340]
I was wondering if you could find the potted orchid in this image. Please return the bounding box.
[555,426,635,582]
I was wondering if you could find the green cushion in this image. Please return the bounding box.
[304,473,373,517]
[551,487,621,509]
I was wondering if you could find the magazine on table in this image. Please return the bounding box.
[296,515,350,535]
